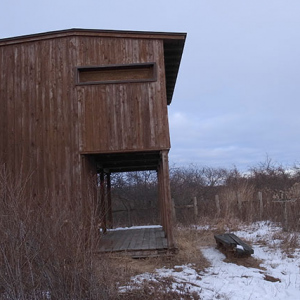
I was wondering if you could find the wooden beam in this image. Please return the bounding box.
[214,233,254,256]
[157,168,166,231]
[157,150,174,248]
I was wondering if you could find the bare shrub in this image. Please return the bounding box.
[108,161,300,232]
[170,165,228,224]
[111,171,159,227]
[270,231,300,255]
[0,166,120,299]
[219,181,256,223]
[248,156,294,191]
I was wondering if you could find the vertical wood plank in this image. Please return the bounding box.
[158,150,174,248]
[157,167,165,231]
[77,37,170,153]
[0,32,181,251]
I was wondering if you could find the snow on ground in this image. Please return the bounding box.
[107,225,163,231]
[121,222,300,299]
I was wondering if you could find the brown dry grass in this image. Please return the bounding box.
[119,277,201,300]
[0,167,120,299]
[263,231,300,256]
[172,226,211,271]
[2,162,299,299]
[0,166,211,299]
[97,226,211,299]
[97,180,299,298]
[222,250,266,270]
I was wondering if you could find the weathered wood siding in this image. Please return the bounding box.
[76,37,170,153]
[0,37,85,201]
[0,34,170,201]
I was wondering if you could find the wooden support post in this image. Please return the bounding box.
[215,194,220,217]
[106,173,113,229]
[157,150,174,249]
[157,169,166,230]
[273,198,295,232]
[193,197,198,218]
[100,172,107,233]
[258,191,263,219]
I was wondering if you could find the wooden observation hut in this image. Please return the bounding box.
[0,29,186,253]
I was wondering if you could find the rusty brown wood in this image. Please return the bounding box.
[99,227,169,257]
[76,37,170,153]
[0,29,185,252]
[157,165,166,232]
[158,150,174,248]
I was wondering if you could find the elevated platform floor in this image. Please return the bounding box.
[98,226,170,258]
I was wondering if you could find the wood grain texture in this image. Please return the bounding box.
[99,227,168,255]
[0,37,84,202]
[0,29,184,251]
[157,150,174,248]
[0,34,171,198]
[76,37,170,153]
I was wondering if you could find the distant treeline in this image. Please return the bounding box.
[111,158,300,230]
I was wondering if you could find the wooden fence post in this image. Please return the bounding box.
[272,197,296,232]
[237,192,242,213]
[215,194,220,217]
[193,197,198,218]
[258,191,263,219]
[172,198,176,223]
[283,200,288,232]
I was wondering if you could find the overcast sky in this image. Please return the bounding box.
[1,0,300,171]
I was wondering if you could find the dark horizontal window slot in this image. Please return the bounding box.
[77,63,156,84]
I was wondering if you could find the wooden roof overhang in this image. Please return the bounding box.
[0,28,186,105]
[91,151,162,174]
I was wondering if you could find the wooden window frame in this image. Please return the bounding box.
[76,62,157,85]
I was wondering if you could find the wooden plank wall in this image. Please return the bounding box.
[75,37,170,153]
[0,37,88,203]
[0,34,171,219]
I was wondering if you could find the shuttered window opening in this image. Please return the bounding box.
[77,63,156,85]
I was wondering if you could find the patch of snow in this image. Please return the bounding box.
[199,246,300,300]
[233,221,283,244]
[120,222,300,299]
[107,225,162,231]
[236,244,244,250]
[193,224,211,231]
